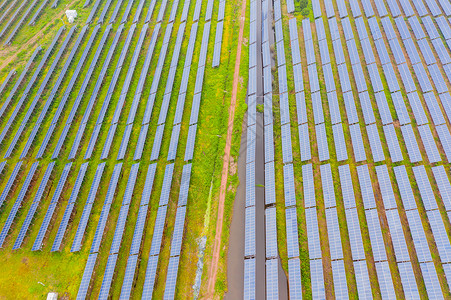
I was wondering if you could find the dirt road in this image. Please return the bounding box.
[205,0,247,296]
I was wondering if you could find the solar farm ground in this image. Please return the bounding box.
[0,0,249,298]
[2,0,451,298]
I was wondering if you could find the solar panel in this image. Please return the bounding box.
[316,123,330,162]
[386,0,401,16]
[170,207,186,257]
[404,39,421,65]
[440,92,451,123]
[398,262,420,299]
[383,124,404,162]
[391,91,410,125]
[436,16,451,39]
[359,92,376,125]
[405,210,431,263]
[431,38,451,65]
[424,92,446,125]
[184,124,197,161]
[424,0,441,16]
[286,207,300,258]
[310,259,326,299]
[407,92,428,126]
[388,39,405,65]
[0,161,22,208]
[321,164,336,209]
[245,206,256,257]
[366,209,388,263]
[76,253,98,299]
[400,125,422,163]
[306,207,321,259]
[427,209,451,263]
[418,124,441,163]
[418,39,436,66]
[421,261,443,299]
[349,0,361,17]
[345,208,366,260]
[296,92,307,124]
[291,39,301,66]
[352,64,367,93]
[338,64,351,93]
[357,165,377,209]
[120,255,139,299]
[303,164,316,208]
[318,39,330,65]
[303,18,312,41]
[342,18,354,41]
[326,208,343,260]
[98,254,118,300]
[265,123,275,163]
[164,256,180,300]
[367,63,383,92]
[244,258,256,300]
[375,165,397,210]
[298,123,311,162]
[142,255,159,298]
[293,64,303,92]
[324,63,335,93]
[323,0,334,17]
[336,0,347,17]
[287,258,302,299]
[355,18,368,39]
[315,18,326,41]
[332,260,349,299]
[343,91,359,124]
[350,124,366,162]
[376,261,396,299]
[332,39,346,65]
[412,63,433,93]
[338,165,356,209]
[360,38,376,64]
[413,165,438,211]
[329,18,340,41]
[312,91,324,125]
[308,64,320,92]
[263,66,272,95]
[436,125,451,163]
[360,125,381,159]
[246,162,255,208]
[281,124,293,164]
[276,41,286,66]
[327,91,341,125]
[368,18,381,40]
[266,207,278,259]
[283,164,296,207]
[333,123,348,162]
[280,93,290,125]
[265,162,276,205]
[386,210,410,262]
[265,93,274,126]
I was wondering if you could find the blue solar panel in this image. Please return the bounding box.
[424,92,446,125]
[310,259,326,299]
[401,125,422,163]
[298,123,311,161]
[281,124,293,164]
[367,63,383,92]
[366,209,387,262]
[244,258,256,300]
[343,91,359,124]
[265,162,276,205]
[440,93,451,123]
[332,39,345,65]
[407,92,428,125]
[393,166,416,211]
[400,0,415,16]
[285,207,300,258]
[312,92,324,125]
[375,165,397,210]
[404,39,421,65]
[357,165,377,209]
[398,262,420,299]
[386,0,401,16]
[266,207,278,259]
[361,38,376,64]
[338,165,356,209]
[306,207,321,259]
[381,17,396,40]
[345,208,365,260]
[405,210,431,263]
[296,92,307,124]
[327,91,341,125]
[287,258,302,299]
[391,91,410,125]
[389,39,405,65]
[323,64,335,93]
[376,40,391,65]
[342,18,353,41]
[355,18,368,39]
[359,92,375,125]
[412,63,433,93]
[284,164,296,207]
[315,18,325,41]
[245,206,256,257]
[303,164,315,208]
[170,207,186,257]
[120,254,138,299]
[316,123,330,161]
[436,125,451,162]
[413,165,438,211]
[383,124,403,162]
[332,260,349,299]
[431,39,451,65]
[76,253,98,300]
[424,0,441,16]
[246,162,255,208]
[368,18,381,40]
[184,124,197,161]
[350,124,366,162]
[265,123,275,163]
[98,254,118,300]
[418,124,441,163]
[280,93,290,125]
[366,124,385,162]
[326,208,343,260]
[418,39,436,66]
[409,16,426,40]
[349,0,361,17]
[352,64,367,93]
[318,39,330,65]
[142,255,159,298]
[421,261,443,299]
[333,123,348,162]
[329,18,340,41]
[321,164,336,209]
[354,261,372,298]
[276,42,286,67]
[427,209,451,262]
[164,256,180,299]
[386,210,410,262]
[436,16,451,39]
[308,64,320,92]
[302,18,312,41]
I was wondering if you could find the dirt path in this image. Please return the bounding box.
[205,0,247,297]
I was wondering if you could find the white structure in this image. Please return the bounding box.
[46,292,58,300]
[65,10,77,23]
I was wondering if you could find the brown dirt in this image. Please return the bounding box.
[205,0,247,297]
